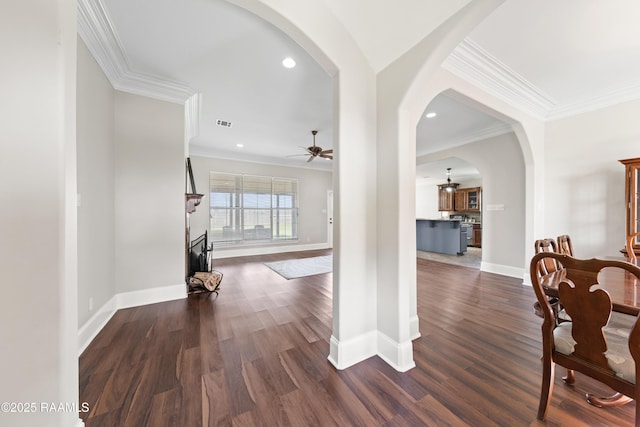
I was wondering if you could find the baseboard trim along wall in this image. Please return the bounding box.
[213,242,330,259]
[78,283,186,355]
[328,332,377,370]
[409,314,421,341]
[480,262,524,279]
[377,332,416,372]
[327,330,416,372]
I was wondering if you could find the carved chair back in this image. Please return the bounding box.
[534,238,560,277]
[557,235,574,257]
[530,252,640,424]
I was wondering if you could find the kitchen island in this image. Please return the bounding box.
[416,219,468,255]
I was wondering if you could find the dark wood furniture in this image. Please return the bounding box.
[454,187,481,212]
[621,157,640,258]
[437,185,482,213]
[531,252,640,426]
[533,238,560,277]
[472,223,482,247]
[628,232,640,263]
[437,184,457,211]
[556,234,574,256]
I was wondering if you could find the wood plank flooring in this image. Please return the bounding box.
[79,250,635,426]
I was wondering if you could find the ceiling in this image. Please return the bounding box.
[82,0,640,177]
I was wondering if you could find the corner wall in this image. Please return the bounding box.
[114,92,186,294]
[77,37,116,327]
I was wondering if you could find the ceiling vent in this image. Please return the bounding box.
[216,119,232,128]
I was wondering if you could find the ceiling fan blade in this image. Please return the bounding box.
[306,155,315,163]
[320,149,333,155]
[286,153,309,157]
[319,154,333,160]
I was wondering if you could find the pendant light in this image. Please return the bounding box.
[441,168,458,192]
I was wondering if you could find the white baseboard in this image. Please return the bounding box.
[78,283,186,355]
[409,314,421,340]
[480,261,524,279]
[78,295,117,355]
[213,242,330,259]
[328,332,377,370]
[377,332,416,372]
[116,283,186,309]
[327,330,416,372]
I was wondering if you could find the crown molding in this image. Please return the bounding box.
[443,39,555,120]
[77,0,194,104]
[444,38,640,121]
[545,82,640,120]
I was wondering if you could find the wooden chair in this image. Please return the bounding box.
[530,252,640,425]
[627,232,640,263]
[533,238,564,320]
[557,235,574,256]
[534,238,560,277]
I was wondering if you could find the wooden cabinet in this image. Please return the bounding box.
[438,184,457,211]
[437,185,481,212]
[472,224,482,247]
[453,187,482,212]
[454,190,467,212]
[620,158,640,255]
[466,187,481,211]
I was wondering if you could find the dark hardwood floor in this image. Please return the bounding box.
[79,250,635,426]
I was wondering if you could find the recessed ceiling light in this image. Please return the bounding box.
[236,143,244,148]
[425,112,437,118]
[282,57,296,68]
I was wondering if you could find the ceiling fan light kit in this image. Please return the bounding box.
[288,130,333,163]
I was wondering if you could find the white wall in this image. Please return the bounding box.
[77,38,116,327]
[544,98,640,259]
[114,92,185,293]
[189,156,333,257]
[0,1,79,426]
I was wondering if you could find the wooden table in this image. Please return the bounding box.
[540,266,640,315]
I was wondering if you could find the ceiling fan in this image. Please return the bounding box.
[288,130,333,162]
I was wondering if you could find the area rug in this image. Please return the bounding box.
[264,255,332,279]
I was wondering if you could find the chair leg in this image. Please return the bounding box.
[538,357,555,420]
[562,368,575,385]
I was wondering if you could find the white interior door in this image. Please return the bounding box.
[327,190,333,248]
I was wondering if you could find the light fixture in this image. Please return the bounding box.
[236,143,244,148]
[425,112,437,118]
[282,57,296,68]
[441,167,458,192]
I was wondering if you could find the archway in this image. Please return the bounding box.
[224,0,381,369]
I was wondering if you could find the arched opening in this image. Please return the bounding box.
[415,90,527,275]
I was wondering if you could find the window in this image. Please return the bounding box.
[209,172,298,244]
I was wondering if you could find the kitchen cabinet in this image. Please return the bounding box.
[438,184,457,211]
[453,187,482,212]
[472,223,482,247]
[454,190,467,212]
[466,187,481,211]
[620,158,640,256]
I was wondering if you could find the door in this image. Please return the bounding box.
[327,190,334,248]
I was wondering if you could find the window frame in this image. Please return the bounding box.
[208,172,299,245]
